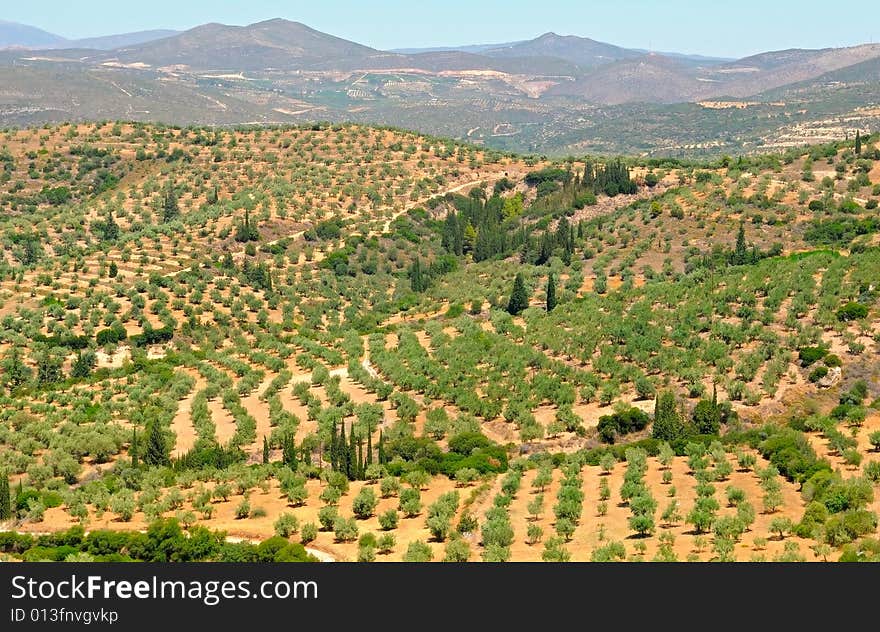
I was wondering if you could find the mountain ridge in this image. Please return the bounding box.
[1,17,879,156]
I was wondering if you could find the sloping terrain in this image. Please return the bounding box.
[0,124,878,562]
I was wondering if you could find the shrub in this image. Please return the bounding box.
[597,407,650,444]
[798,347,826,367]
[333,517,359,542]
[378,509,399,531]
[351,488,378,520]
[318,506,338,531]
[377,533,396,554]
[403,540,434,562]
[300,523,318,545]
[443,538,470,562]
[234,498,250,520]
[837,302,868,322]
[274,513,299,538]
[808,366,829,383]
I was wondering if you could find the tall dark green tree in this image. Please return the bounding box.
[0,472,11,521]
[130,429,139,468]
[377,431,386,465]
[70,351,96,379]
[283,433,298,468]
[348,425,357,480]
[108,261,119,278]
[329,422,338,470]
[691,399,721,435]
[1,346,31,390]
[162,186,179,223]
[263,436,270,464]
[507,273,529,316]
[144,419,169,467]
[366,431,373,467]
[409,258,426,292]
[855,130,862,155]
[103,210,120,242]
[234,208,259,242]
[732,222,747,265]
[546,273,557,313]
[35,350,62,386]
[652,391,688,442]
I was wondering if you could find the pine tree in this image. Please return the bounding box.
[0,472,11,521]
[546,273,557,313]
[144,420,169,466]
[263,437,270,464]
[855,130,862,155]
[507,273,529,316]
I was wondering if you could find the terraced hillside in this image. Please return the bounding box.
[0,123,878,563]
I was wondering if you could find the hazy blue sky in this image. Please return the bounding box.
[4,0,879,58]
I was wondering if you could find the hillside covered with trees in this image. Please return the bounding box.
[0,122,879,562]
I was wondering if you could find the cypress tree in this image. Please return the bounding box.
[348,425,357,480]
[337,428,348,475]
[652,391,688,442]
[377,432,386,465]
[263,436,270,464]
[130,429,139,468]
[162,186,179,223]
[366,431,373,467]
[103,210,120,242]
[536,232,554,265]
[733,222,747,265]
[144,420,169,467]
[855,130,862,155]
[284,434,298,468]
[546,273,557,313]
[330,422,338,471]
[0,472,11,521]
[409,258,425,292]
[356,440,363,481]
[507,273,529,316]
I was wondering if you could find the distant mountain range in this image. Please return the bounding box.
[1,17,878,156]
[0,20,178,51]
